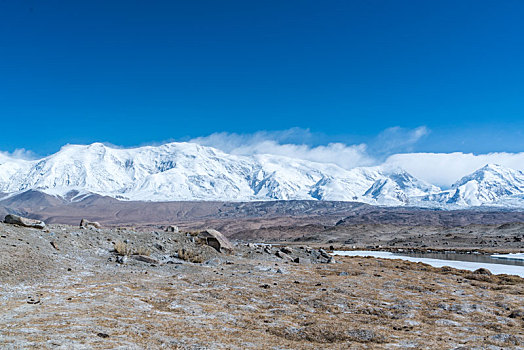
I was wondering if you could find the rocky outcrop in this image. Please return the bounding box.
[197,229,234,254]
[164,225,179,233]
[4,214,45,229]
[80,219,101,229]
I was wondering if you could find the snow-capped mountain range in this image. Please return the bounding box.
[1,142,523,208]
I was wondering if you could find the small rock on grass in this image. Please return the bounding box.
[116,256,128,264]
[131,255,159,264]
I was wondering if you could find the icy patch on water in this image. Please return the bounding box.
[491,253,524,261]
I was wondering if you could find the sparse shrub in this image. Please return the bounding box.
[177,248,204,263]
[133,246,152,256]
[114,240,132,256]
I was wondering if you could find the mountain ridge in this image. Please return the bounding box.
[1,142,523,208]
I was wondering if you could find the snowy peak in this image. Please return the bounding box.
[453,164,524,189]
[0,143,523,208]
[434,164,524,206]
[361,169,440,205]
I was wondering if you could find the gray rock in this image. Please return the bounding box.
[276,250,293,261]
[80,218,101,229]
[116,255,128,264]
[165,225,179,233]
[204,258,223,266]
[4,214,45,229]
[280,246,293,254]
[131,255,159,264]
[318,248,331,259]
[435,319,460,326]
[324,257,336,264]
[196,229,234,254]
[509,309,524,319]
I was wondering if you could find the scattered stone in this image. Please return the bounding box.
[96,332,110,338]
[116,255,128,264]
[80,219,101,229]
[196,229,234,254]
[339,271,349,276]
[27,296,40,305]
[204,258,223,266]
[4,214,45,229]
[509,309,524,319]
[131,255,159,264]
[318,248,330,259]
[165,225,179,233]
[435,319,460,327]
[280,246,293,254]
[275,251,292,260]
[260,284,270,289]
[50,241,59,251]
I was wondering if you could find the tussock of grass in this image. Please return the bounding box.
[114,241,152,256]
[114,241,132,256]
[177,248,204,263]
[133,246,152,256]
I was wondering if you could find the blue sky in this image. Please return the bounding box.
[0,0,523,156]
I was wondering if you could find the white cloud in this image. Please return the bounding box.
[0,148,37,161]
[368,126,429,155]
[191,126,433,169]
[191,129,375,168]
[385,152,524,187]
[192,128,524,187]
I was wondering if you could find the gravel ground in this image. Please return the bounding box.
[0,222,523,349]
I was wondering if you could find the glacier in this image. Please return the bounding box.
[1,142,523,208]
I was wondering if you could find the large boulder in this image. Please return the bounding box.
[80,218,101,229]
[197,229,234,254]
[4,214,45,229]
[164,225,179,233]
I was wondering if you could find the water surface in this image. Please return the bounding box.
[333,250,524,277]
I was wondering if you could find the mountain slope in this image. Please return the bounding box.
[1,143,523,208]
[419,164,524,207]
[0,142,438,204]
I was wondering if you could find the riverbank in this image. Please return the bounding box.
[333,250,524,277]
